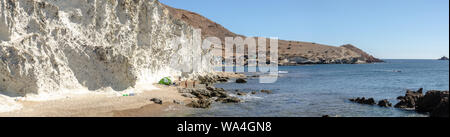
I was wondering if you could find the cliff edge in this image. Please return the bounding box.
[0,0,215,97]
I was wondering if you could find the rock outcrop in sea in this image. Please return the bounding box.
[0,0,217,97]
[395,88,449,117]
[438,56,449,60]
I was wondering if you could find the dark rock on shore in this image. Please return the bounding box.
[236,78,247,83]
[181,93,196,98]
[394,88,423,109]
[378,99,392,107]
[395,89,449,117]
[261,90,273,94]
[150,98,163,104]
[179,86,243,108]
[187,99,212,108]
[251,91,257,94]
[198,75,230,85]
[349,97,376,105]
[217,97,241,103]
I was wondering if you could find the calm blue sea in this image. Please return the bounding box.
[184,60,449,117]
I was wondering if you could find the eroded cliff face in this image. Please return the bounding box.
[0,0,214,96]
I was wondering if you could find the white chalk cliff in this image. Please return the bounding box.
[0,0,215,97]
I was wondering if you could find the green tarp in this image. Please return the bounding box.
[159,77,172,85]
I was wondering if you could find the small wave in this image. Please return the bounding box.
[278,71,289,74]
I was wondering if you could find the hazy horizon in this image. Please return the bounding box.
[161,0,449,59]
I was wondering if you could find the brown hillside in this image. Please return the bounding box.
[162,3,383,65]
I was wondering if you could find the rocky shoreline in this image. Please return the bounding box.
[179,73,448,117]
[349,88,449,117]
[175,73,246,109]
[177,72,274,109]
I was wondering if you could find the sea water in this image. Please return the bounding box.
[185,59,449,117]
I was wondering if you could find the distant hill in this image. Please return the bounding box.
[163,3,383,65]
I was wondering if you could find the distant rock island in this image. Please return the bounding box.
[438,56,449,60]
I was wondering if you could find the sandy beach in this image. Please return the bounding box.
[0,85,193,117]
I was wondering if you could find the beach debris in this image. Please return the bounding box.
[122,93,136,96]
[186,99,212,108]
[260,90,273,94]
[349,97,376,105]
[235,78,247,83]
[377,99,392,107]
[150,98,163,104]
[159,77,172,85]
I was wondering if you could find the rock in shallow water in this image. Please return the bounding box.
[349,97,376,105]
[236,78,247,83]
[217,97,241,103]
[416,90,449,117]
[377,99,392,107]
[394,88,424,109]
[237,92,247,96]
[260,90,273,94]
[394,88,448,117]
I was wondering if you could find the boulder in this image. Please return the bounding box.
[378,99,392,107]
[236,78,247,83]
[217,97,241,103]
[173,100,182,105]
[416,90,449,117]
[394,89,448,117]
[349,97,376,105]
[187,99,212,108]
[394,88,423,109]
[261,90,273,94]
[237,92,247,96]
[430,96,449,117]
[150,98,163,105]
[181,93,196,98]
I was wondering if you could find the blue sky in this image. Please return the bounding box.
[160,0,449,59]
